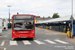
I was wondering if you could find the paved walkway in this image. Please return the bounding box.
[37,27,75,43]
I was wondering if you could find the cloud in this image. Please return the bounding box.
[0,0,75,18]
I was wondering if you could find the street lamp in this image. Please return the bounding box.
[7,5,11,23]
[71,0,73,37]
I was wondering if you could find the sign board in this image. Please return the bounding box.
[35,20,37,23]
[11,19,12,23]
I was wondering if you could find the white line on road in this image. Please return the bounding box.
[23,40,31,45]
[4,48,6,50]
[0,35,8,37]
[0,47,6,50]
[10,41,18,45]
[34,40,45,44]
[54,39,69,44]
[0,41,5,46]
[45,39,56,44]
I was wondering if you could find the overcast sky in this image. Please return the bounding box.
[0,0,75,18]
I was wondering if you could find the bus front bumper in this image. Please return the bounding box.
[12,33,35,38]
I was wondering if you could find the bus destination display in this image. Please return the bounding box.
[14,16,32,19]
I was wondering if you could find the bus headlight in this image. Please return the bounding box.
[31,31,34,33]
[13,32,15,33]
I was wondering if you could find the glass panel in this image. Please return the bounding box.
[13,20,34,30]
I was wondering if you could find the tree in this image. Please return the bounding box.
[48,16,51,18]
[52,13,60,18]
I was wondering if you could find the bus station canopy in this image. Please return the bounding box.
[36,14,75,24]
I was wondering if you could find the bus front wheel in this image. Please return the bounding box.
[30,38,34,40]
[12,38,14,40]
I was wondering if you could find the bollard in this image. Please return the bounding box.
[67,28,73,38]
[67,31,70,38]
[46,26,49,29]
[67,28,70,38]
[48,26,49,29]
[69,31,71,38]
[71,32,73,38]
[62,28,66,34]
[69,32,73,38]
[40,26,41,28]
[45,26,48,30]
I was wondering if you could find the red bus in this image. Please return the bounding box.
[12,14,35,39]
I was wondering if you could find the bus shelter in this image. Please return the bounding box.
[36,14,75,36]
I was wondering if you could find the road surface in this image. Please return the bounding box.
[0,27,75,50]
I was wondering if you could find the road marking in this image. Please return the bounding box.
[0,36,7,37]
[4,48,6,50]
[10,41,18,45]
[23,40,31,45]
[45,39,56,44]
[34,40,45,44]
[0,41,5,46]
[54,39,69,44]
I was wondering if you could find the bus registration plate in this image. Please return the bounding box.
[21,36,26,38]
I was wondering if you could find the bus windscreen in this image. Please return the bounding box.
[13,20,34,31]
[13,15,34,31]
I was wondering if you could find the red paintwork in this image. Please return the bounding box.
[12,14,35,38]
